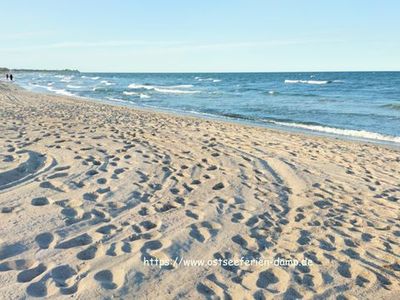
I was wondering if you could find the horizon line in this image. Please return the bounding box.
[5,68,400,73]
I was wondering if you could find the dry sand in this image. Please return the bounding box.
[0,82,399,299]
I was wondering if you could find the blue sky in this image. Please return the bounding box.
[1,0,399,72]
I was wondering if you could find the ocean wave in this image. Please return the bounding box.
[123,91,138,96]
[128,84,154,90]
[47,86,75,97]
[284,79,332,85]
[268,120,400,143]
[28,83,47,89]
[81,75,99,79]
[195,77,221,82]
[168,84,194,88]
[154,87,199,94]
[106,97,130,104]
[60,78,73,83]
[66,84,82,89]
[140,93,150,99]
[128,83,199,94]
[382,103,400,110]
[100,80,115,86]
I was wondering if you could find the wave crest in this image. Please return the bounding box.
[284,79,332,85]
[268,121,400,143]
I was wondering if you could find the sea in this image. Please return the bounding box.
[13,71,400,144]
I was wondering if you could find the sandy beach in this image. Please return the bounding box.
[0,81,399,299]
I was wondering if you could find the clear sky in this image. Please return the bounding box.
[1,0,399,72]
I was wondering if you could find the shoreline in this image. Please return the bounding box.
[0,81,399,299]
[14,81,400,149]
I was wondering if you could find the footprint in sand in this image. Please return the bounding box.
[1,206,15,213]
[189,221,221,243]
[55,233,93,249]
[94,269,122,290]
[231,234,258,251]
[0,259,35,272]
[106,241,132,256]
[140,240,164,260]
[35,232,54,249]
[185,209,204,220]
[17,263,47,283]
[83,192,99,201]
[26,280,48,297]
[96,224,118,235]
[337,261,352,278]
[31,197,50,206]
[51,264,79,294]
[39,181,64,192]
[256,268,290,294]
[212,182,225,191]
[154,202,177,213]
[77,245,99,260]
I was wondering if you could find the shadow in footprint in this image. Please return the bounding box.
[94,270,118,290]
[35,232,54,249]
[31,197,49,206]
[337,262,351,278]
[0,242,27,260]
[51,265,76,287]
[257,270,279,289]
[77,245,97,260]
[55,233,92,249]
[17,264,47,283]
[26,281,47,297]
[39,181,64,192]
[140,240,163,260]
[197,283,216,299]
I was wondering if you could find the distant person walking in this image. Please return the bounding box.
[9,74,13,81]
[6,74,9,80]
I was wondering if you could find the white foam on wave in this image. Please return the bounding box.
[67,84,82,89]
[123,91,138,96]
[123,91,151,98]
[128,84,155,90]
[284,79,331,85]
[154,87,199,94]
[106,97,130,103]
[128,83,199,94]
[269,121,400,143]
[81,75,99,79]
[100,80,115,86]
[140,93,150,99]
[195,77,221,83]
[47,86,74,97]
[168,84,194,88]
[28,83,47,89]
[57,75,74,83]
